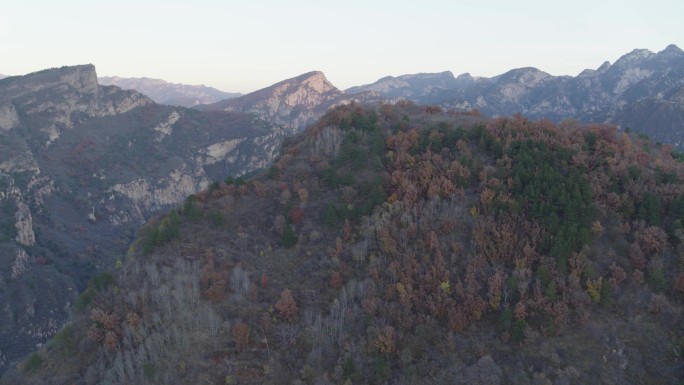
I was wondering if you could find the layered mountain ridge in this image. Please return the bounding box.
[82,44,684,149]
[346,70,465,98]
[98,76,241,107]
[347,44,684,147]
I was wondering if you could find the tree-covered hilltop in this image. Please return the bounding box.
[4,103,683,384]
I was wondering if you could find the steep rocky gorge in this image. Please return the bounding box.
[0,65,287,371]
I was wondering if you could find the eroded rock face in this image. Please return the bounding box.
[9,249,29,281]
[0,104,19,130]
[198,138,246,166]
[309,125,344,158]
[0,65,288,373]
[13,201,35,247]
[110,164,211,223]
[152,110,181,140]
[346,70,462,99]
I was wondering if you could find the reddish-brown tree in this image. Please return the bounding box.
[276,288,299,322]
[289,207,305,225]
[330,271,343,290]
[232,323,250,350]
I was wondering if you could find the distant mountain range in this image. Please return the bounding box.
[98,76,241,107]
[346,44,684,148]
[190,44,684,148]
[76,44,684,149]
[346,70,468,98]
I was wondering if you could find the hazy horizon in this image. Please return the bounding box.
[2,0,682,93]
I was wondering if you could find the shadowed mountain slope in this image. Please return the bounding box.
[0,65,288,373]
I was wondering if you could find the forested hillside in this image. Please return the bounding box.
[4,103,683,384]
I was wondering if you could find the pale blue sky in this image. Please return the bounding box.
[1,0,682,93]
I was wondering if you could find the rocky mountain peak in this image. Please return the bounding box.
[237,70,341,101]
[598,61,612,72]
[453,72,478,88]
[345,75,409,94]
[345,70,461,101]
[613,48,656,68]
[0,64,154,145]
[292,71,338,94]
[659,44,684,58]
[578,61,612,78]
[402,71,456,81]
[56,64,99,93]
[0,64,100,98]
[440,70,456,78]
[200,71,346,132]
[497,67,550,85]
[248,70,342,110]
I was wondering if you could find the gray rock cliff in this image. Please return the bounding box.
[0,65,287,373]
